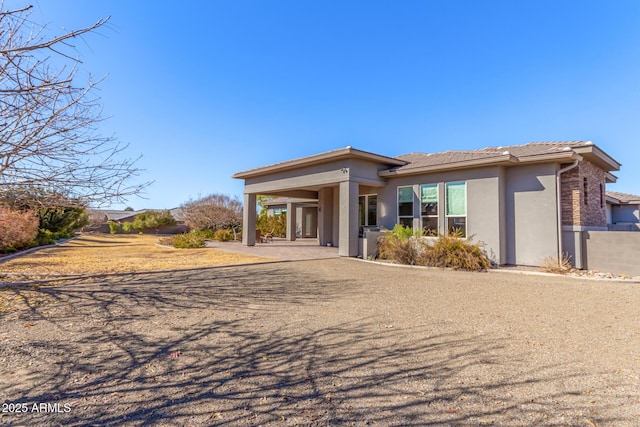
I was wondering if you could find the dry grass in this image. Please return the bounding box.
[541,253,572,274]
[0,234,273,276]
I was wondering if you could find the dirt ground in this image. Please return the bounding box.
[0,234,272,277]
[1,258,639,426]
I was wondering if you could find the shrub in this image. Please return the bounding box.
[159,232,206,249]
[108,221,120,234]
[257,212,286,237]
[34,229,57,246]
[37,206,88,238]
[378,226,491,271]
[0,207,39,251]
[420,234,491,271]
[181,193,242,232]
[133,210,176,233]
[378,225,427,265]
[122,221,132,233]
[541,253,572,274]
[213,228,234,241]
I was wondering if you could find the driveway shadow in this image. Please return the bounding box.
[0,260,636,426]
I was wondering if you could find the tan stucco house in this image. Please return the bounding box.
[233,141,621,267]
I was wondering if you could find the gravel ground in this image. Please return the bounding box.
[1,258,639,426]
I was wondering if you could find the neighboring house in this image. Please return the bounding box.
[86,208,188,234]
[233,141,622,267]
[606,191,640,231]
[87,209,145,224]
[262,197,319,238]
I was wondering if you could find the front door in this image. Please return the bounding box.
[302,207,318,238]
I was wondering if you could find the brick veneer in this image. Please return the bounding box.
[560,160,607,227]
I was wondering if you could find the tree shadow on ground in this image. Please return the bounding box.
[0,260,637,426]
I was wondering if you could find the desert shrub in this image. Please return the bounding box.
[420,234,491,271]
[541,253,572,274]
[0,207,39,251]
[378,225,426,265]
[213,228,234,241]
[378,225,491,271]
[159,232,206,249]
[122,221,132,233]
[108,221,120,234]
[192,229,216,239]
[133,210,176,232]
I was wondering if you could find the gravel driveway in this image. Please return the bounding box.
[1,259,639,426]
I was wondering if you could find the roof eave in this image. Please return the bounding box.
[573,145,621,172]
[379,154,517,177]
[232,147,407,179]
[515,151,581,165]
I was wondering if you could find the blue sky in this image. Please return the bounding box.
[12,0,640,209]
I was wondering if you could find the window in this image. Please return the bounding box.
[420,184,438,236]
[359,194,377,236]
[445,182,466,237]
[358,195,377,227]
[600,184,604,208]
[397,186,414,228]
[583,177,588,205]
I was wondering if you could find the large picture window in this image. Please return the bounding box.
[420,184,438,236]
[397,186,414,228]
[445,181,466,237]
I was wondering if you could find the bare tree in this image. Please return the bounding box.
[181,193,242,234]
[0,4,146,207]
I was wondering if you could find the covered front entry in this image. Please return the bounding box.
[232,147,405,257]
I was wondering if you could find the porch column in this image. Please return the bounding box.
[318,187,334,246]
[242,193,256,246]
[286,202,297,241]
[339,180,359,257]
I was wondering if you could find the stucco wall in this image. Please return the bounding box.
[584,231,640,276]
[378,166,505,264]
[505,163,558,266]
[611,204,640,224]
[244,158,388,194]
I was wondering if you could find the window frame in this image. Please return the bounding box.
[420,183,439,236]
[358,194,378,227]
[397,186,414,228]
[445,181,467,237]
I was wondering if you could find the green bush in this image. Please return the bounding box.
[108,221,120,234]
[257,212,286,237]
[37,206,87,238]
[159,232,206,249]
[213,228,234,241]
[122,221,132,233]
[133,210,176,232]
[35,229,57,246]
[378,226,491,271]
